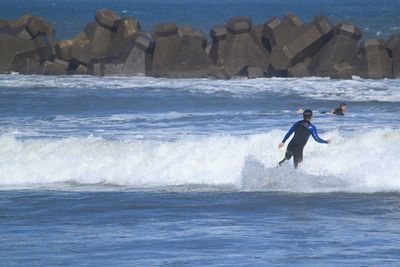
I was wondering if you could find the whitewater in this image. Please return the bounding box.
[0,129,399,193]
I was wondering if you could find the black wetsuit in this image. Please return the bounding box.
[279,120,328,168]
[333,107,344,116]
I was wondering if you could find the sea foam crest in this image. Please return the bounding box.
[1,74,400,102]
[1,129,399,193]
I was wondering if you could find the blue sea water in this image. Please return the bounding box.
[1,0,400,266]
[0,0,399,39]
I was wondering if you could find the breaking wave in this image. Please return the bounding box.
[1,129,399,193]
[1,74,400,102]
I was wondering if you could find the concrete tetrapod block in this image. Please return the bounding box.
[151,22,181,76]
[246,66,265,79]
[261,17,292,51]
[26,16,55,38]
[250,24,269,54]
[73,64,88,75]
[40,59,69,75]
[268,14,334,76]
[358,39,392,79]
[288,62,310,77]
[329,63,353,79]
[209,25,228,66]
[283,12,302,28]
[154,22,178,37]
[34,36,57,62]
[285,15,334,63]
[309,23,362,77]
[84,21,114,59]
[151,23,213,78]
[6,14,33,40]
[0,33,37,73]
[393,46,400,78]
[114,17,141,40]
[386,33,400,57]
[11,49,41,73]
[170,26,213,78]
[219,17,269,77]
[95,9,120,31]
[111,32,154,76]
[22,57,41,74]
[226,16,252,34]
[178,25,208,49]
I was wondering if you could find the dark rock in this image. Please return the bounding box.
[386,34,400,57]
[309,23,362,77]
[95,9,119,31]
[288,62,309,77]
[358,39,391,79]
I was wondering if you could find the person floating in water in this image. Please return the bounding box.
[297,103,347,116]
[331,102,347,116]
[278,109,331,169]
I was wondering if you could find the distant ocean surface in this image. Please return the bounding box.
[0,0,399,39]
[1,1,400,266]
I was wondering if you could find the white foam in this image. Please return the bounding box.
[1,74,400,102]
[1,129,399,193]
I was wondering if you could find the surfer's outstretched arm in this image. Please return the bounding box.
[282,122,299,143]
[309,125,330,144]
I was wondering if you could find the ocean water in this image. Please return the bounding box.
[1,0,400,265]
[0,0,399,39]
[1,74,400,266]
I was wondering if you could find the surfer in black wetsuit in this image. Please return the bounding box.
[331,102,347,116]
[278,110,331,169]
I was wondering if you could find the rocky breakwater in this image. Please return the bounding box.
[0,9,400,79]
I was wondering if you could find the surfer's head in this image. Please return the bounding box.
[339,102,347,112]
[303,109,313,121]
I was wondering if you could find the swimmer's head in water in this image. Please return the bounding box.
[303,109,313,120]
[340,102,347,112]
